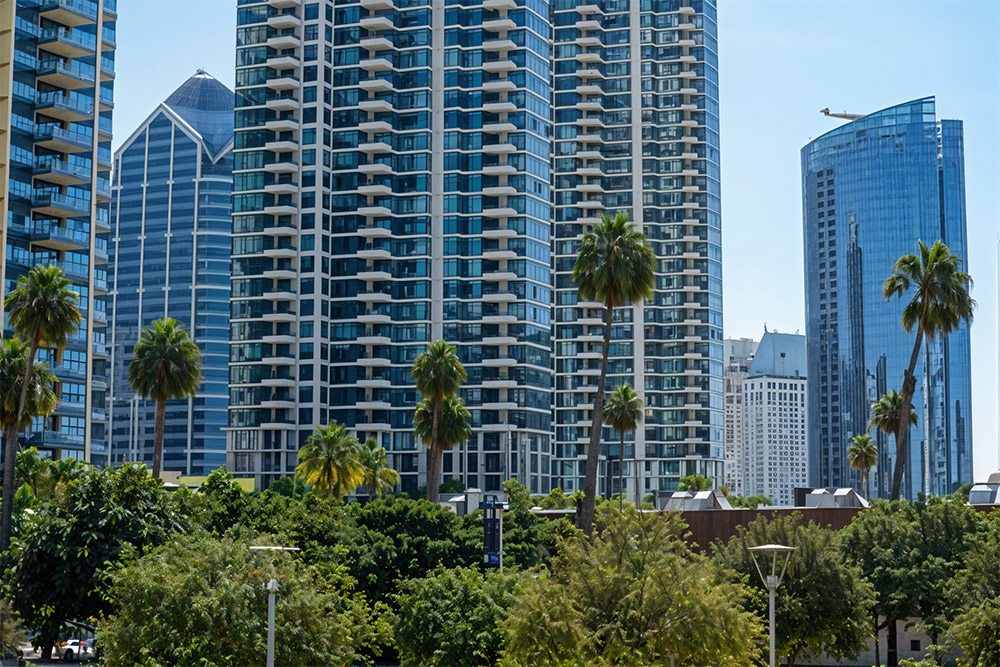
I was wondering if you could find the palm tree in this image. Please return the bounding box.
[883,240,973,500]
[2,264,78,552]
[127,318,201,479]
[359,437,400,498]
[414,396,471,500]
[295,422,365,497]
[602,383,643,511]
[410,340,467,503]
[572,212,655,534]
[870,389,917,499]
[847,433,878,499]
[0,339,58,551]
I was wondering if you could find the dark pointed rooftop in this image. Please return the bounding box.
[163,70,234,159]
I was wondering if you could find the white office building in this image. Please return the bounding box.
[723,337,756,494]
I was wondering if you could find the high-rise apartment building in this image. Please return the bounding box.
[0,0,116,466]
[550,0,723,497]
[802,97,972,499]
[722,336,755,494]
[108,71,233,475]
[229,0,554,492]
[742,330,807,506]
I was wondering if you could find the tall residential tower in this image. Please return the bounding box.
[0,0,116,466]
[229,0,554,491]
[109,71,234,476]
[550,0,723,497]
[802,97,973,499]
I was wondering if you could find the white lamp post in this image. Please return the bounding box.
[249,546,300,667]
[748,544,796,667]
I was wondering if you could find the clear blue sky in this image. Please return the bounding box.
[112,0,1000,480]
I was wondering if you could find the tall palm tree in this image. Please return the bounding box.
[410,340,467,503]
[883,240,974,500]
[847,433,878,499]
[602,383,643,511]
[295,422,365,497]
[359,436,400,497]
[0,339,57,551]
[414,395,471,500]
[870,389,917,499]
[572,212,655,534]
[127,318,201,479]
[2,264,78,552]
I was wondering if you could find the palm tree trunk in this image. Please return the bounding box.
[579,303,614,535]
[890,328,923,501]
[426,399,441,503]
[152,396,166,479]
[619,431,624,512]
[1,424,22,553]
[1,335,39,552]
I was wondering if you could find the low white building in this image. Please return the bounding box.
[743,331,808,506]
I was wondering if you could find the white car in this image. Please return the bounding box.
[61,639,95,662]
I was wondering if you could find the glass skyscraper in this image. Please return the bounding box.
[0,0,116,466]
[802,97,973,499]
[550,0,723,497]
[108,71,234,476]
[230,0,554,492]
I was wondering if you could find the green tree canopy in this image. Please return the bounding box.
[296,422,365,497]
[677,473,713,491]
[714,512,874,667]
[603,383,643,508]
[503,506,763,666]
[414,396,471,501]
[358,437,400,497]
[848,433,879,498]
[127,317,202,479]
[411,340,467,503]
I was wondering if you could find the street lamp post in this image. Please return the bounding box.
[748,544,796,667]
[249,545,300,667]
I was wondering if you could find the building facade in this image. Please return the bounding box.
[722,336,755,494]
[108,71,233,476]
[0,0,116,465]
[742,331,807,506]
[802,97,973,499]
[229,0,554,492]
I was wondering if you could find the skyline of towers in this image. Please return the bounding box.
[802,96,974,499]
[0,0,117,466]
[108,70,233,476]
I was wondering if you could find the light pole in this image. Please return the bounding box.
[748,544,796,667]
[479,495,508,572]
[249,545,300,667]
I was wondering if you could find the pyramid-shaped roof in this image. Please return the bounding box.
[162,70,234,160]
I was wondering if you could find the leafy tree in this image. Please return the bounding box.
[439,477,465,494]
[1,264,79,552]
[714,513,874,667]
[727,493,772,509]
[127,317,202,479]
[848,433,878,498]
[677,473,713,491]
[571,213,655,535]
[395,566,528,667]
[359,437,399,497]
[882,240,974,500]
[3,463,187,658]
[99,531,386,667]
[414,395,471,502]
[190,468,254,534]
[296,422,365,497]
[537,487,574,510]
[267,475,308,499]
[14,447,86,501]
[870,390,917,499]
[941,510,1000,666]
[503,506,763,666]
[0,598,26,660]
[602,383,642,510]
[411,340,467,503]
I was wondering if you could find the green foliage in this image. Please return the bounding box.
[127,317,202,403]
[0,598,26,659]
[0,338,57,435]
[727,493,772,509]
[883,239,975,338]
[537,487,574,510]
[413,397,471,451]
[14,447,86,500]
[395,566,528,667]
[192,468,253,534]
[572,212,656,311]
[296,422,365,497]
[359,437,400,496]
[439,477,465,494]
[602,383,642,436]
[3,463,188,654]
[410,339,467,402]
[266,475,308,499]
[714,512,874,666]
[503,506,763,666]
[677,473,712,491]
[947,513,1000,666]
[99,531,385,667]
[848,433,878,498]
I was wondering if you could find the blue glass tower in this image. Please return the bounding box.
[108,71,233,475]
[0,0,116,466]
[229,0,553,492]
[551,0,724,498]
[802,97,973,499]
